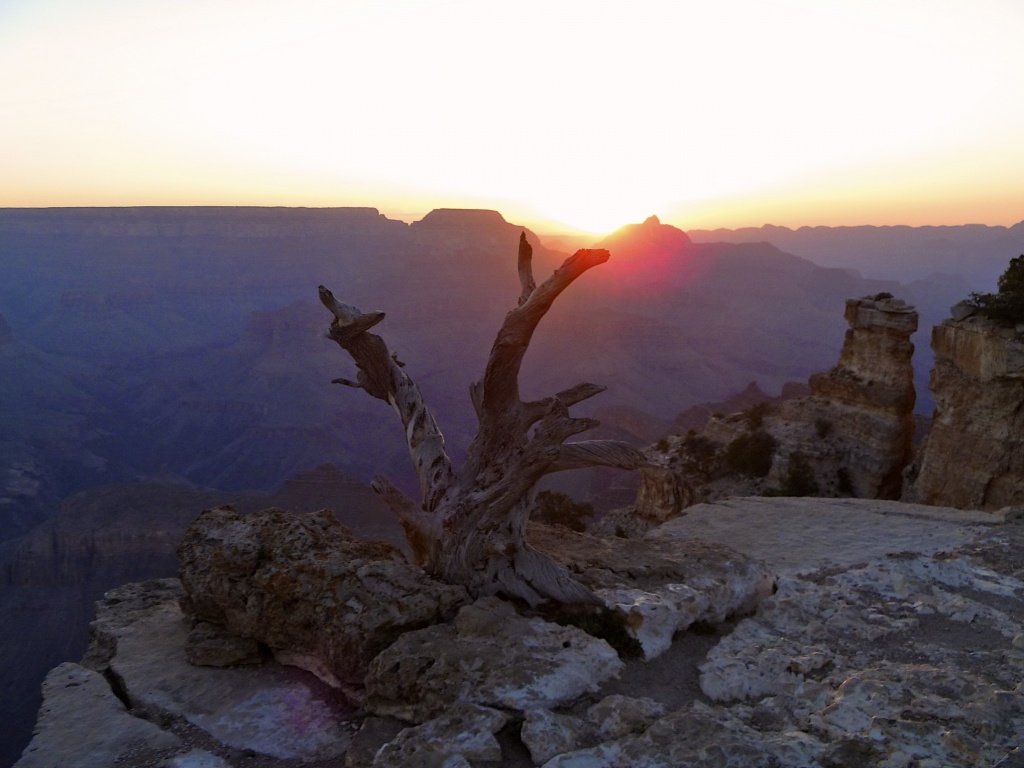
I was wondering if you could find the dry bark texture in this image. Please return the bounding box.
[320,234,652,605]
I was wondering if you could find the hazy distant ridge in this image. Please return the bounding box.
[687,221,1024,288]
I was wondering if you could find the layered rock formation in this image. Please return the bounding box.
[687,294,919,502]
[905,311,1024,509]
[775,293,918,499]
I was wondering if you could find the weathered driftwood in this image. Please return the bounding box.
[321,233,652,605]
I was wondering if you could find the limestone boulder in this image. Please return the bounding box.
[365,597,624,723]
[371,701,508,768]
[17,497,1024,768]
[530,523,776,658]
[185,621,263,667]
[519,695,665,765]
[589,465,694,539]
[520,708,592,765]
[586,694,666,740]
[694,547,1024,766]
[178,506,469,689]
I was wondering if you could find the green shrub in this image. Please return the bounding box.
[680,433,719,477]
[743,401,772,430]
[533,490,593,532]
[724,430,777,477]
[968,255,1024,326]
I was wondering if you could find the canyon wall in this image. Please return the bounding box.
[905,313,1024,510]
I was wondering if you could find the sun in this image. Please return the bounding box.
[535,197,667,239]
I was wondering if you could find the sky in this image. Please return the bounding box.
[1,0,1023,234]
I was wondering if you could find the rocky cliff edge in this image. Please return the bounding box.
[16,498,1024,768]
[905,311,1024,510]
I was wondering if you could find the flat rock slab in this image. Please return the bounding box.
[101,579,357,761]
[530,524,776,658]
[15,662,181,768]
[651,496,1004,575]
[541,700,824,768]
[365,597,624,723]
[697,547,1024,765]
[538,542,1024,766]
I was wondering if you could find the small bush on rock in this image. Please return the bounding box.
[968,254,1024,326]
[681,433,720,477]
[743,401,772,430]
[533,491,593,532]
[725,430,777,477]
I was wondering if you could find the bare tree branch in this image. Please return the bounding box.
[331,377,363,389]
[320,238,636,606]
[319,285,386,337]
[517,232,536,306]
[523,382,607,426]
[321,287,454,513]
[476,248,610,428]
[469,379,485,423]
[547,440,655,474]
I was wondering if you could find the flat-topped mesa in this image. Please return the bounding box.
[904,311,1024,510]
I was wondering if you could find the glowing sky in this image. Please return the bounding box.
[2,0,1023,233]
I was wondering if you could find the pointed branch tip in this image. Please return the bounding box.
[332,377,363,389]
[517,232,536,306]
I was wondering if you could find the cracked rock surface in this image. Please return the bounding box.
[16,498,1024,767]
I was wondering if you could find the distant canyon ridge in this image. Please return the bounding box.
[2,207,1022,546]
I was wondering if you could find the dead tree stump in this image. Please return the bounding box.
[321,234,652,605]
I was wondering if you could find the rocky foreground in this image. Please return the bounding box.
[17,498,1024,768]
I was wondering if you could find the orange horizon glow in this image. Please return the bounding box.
[1,1,1022,236]
[1,189,1019,240]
